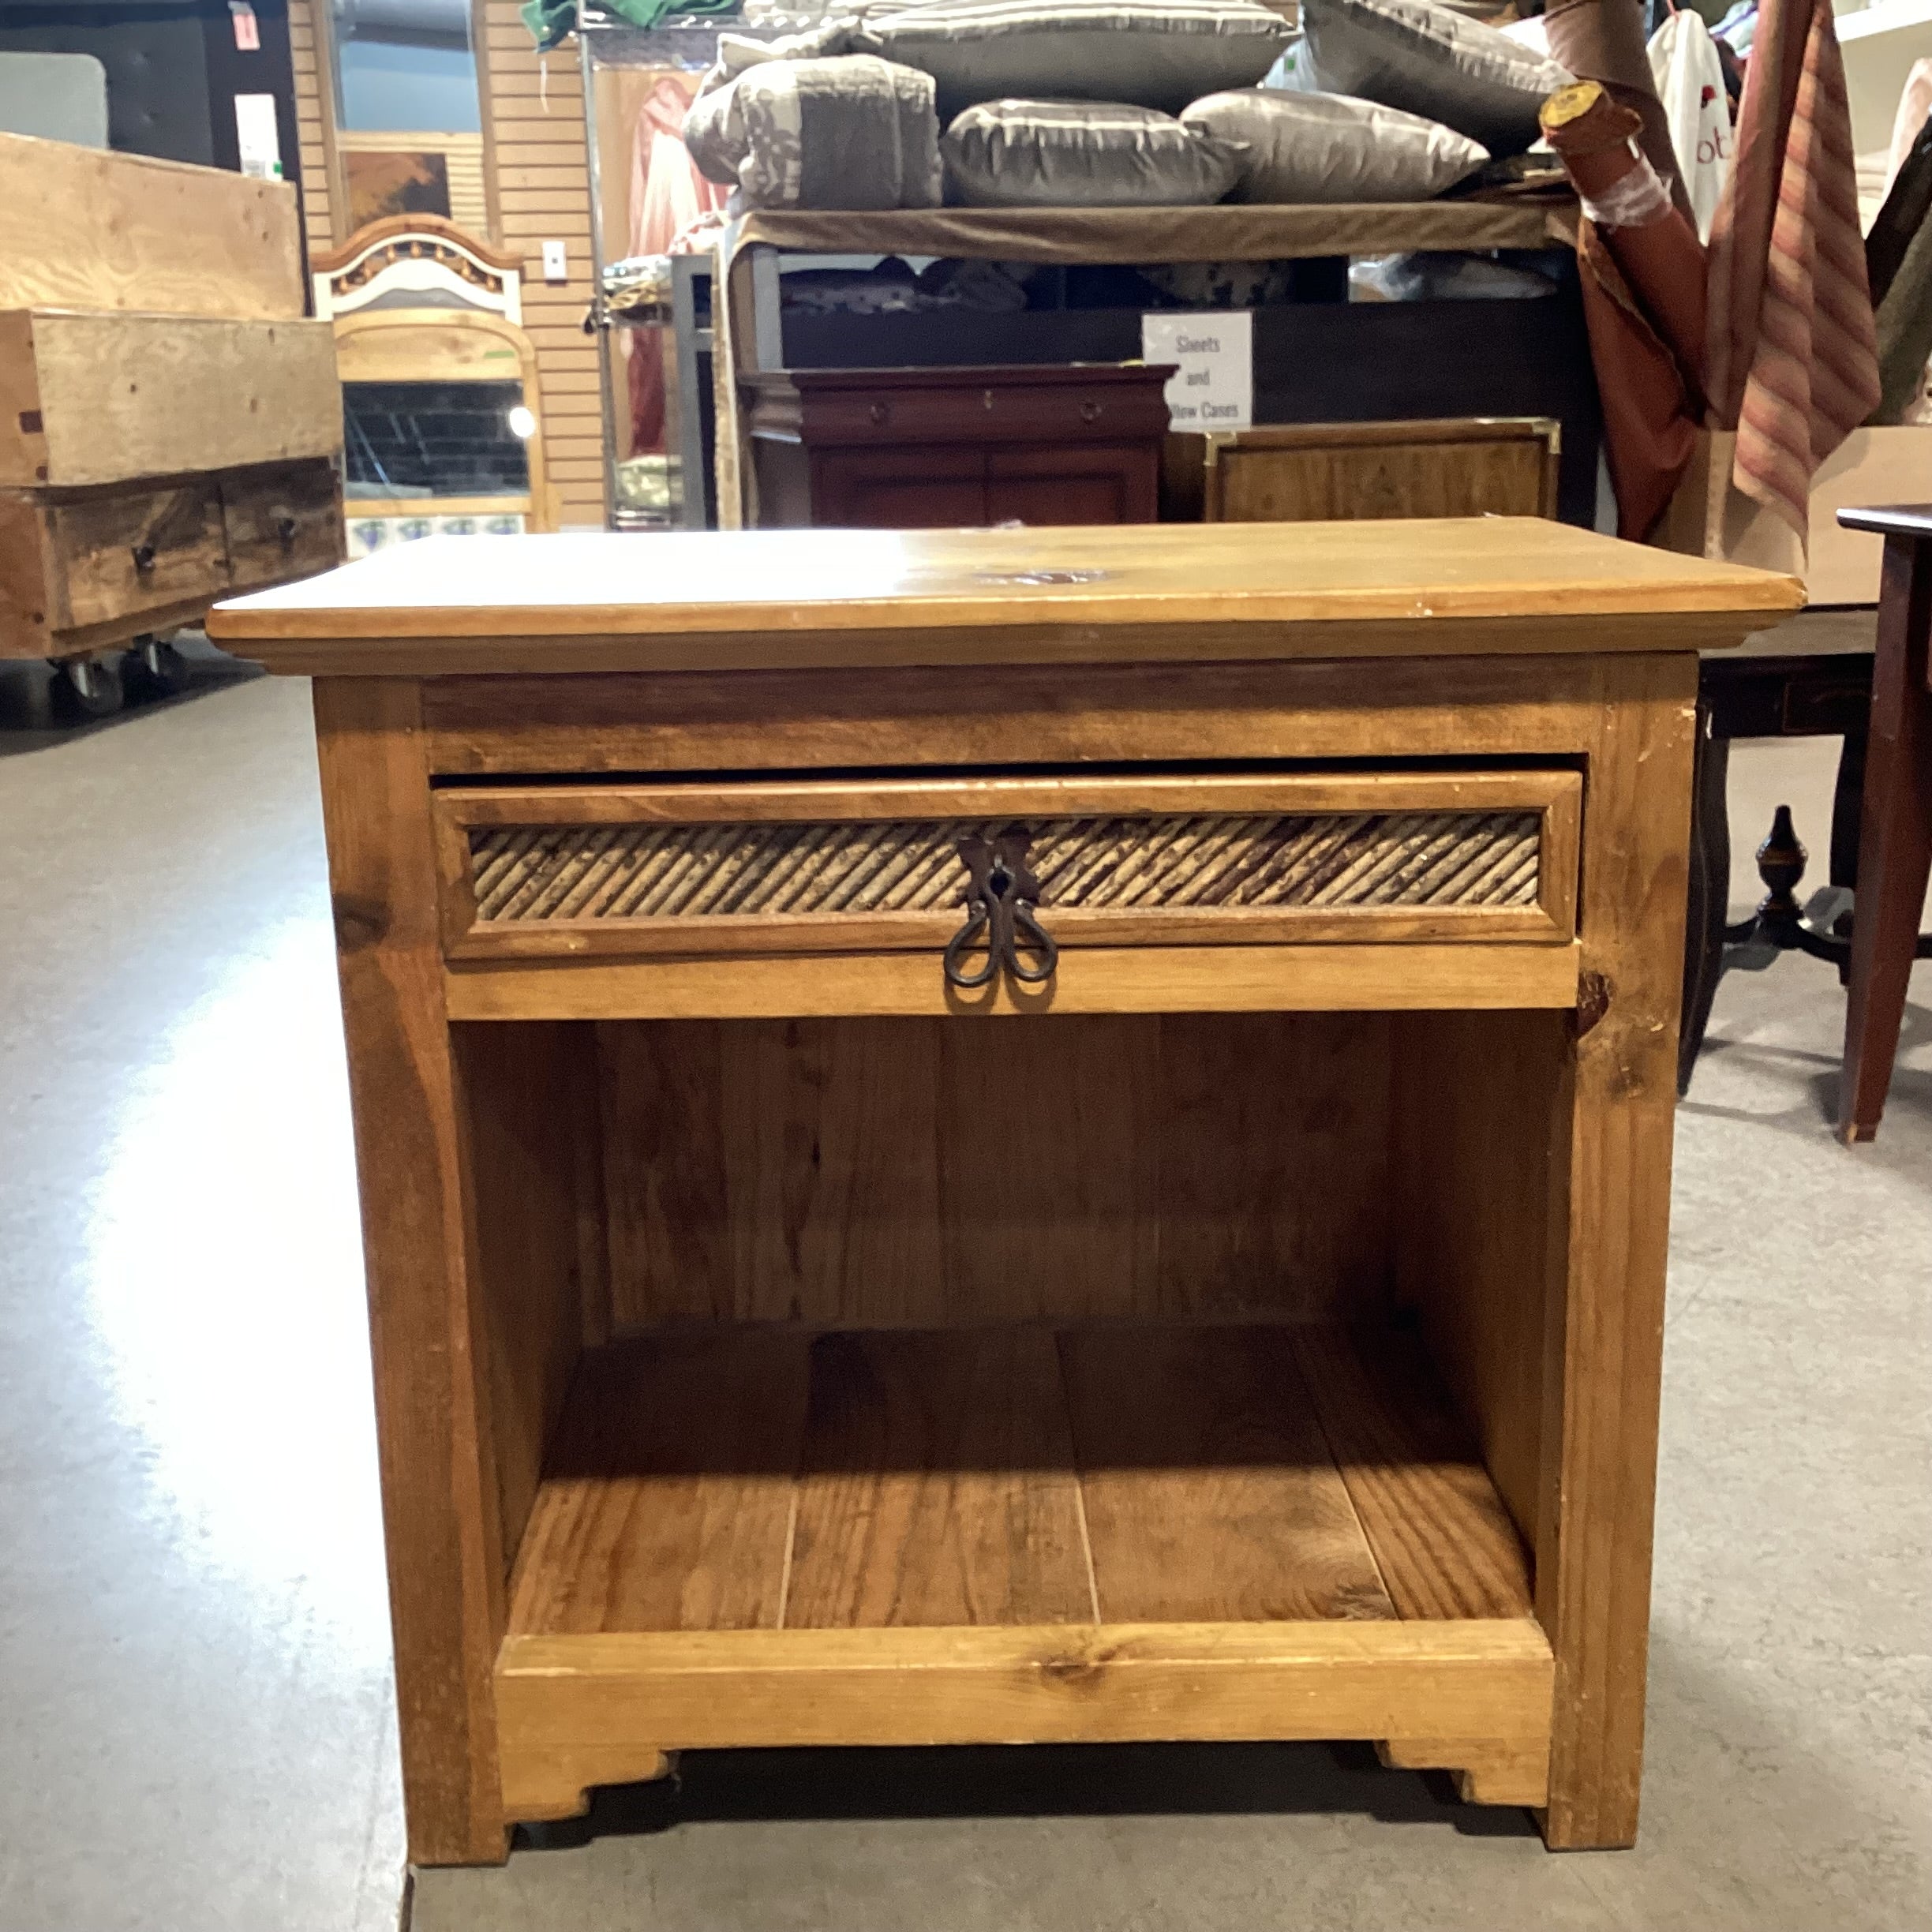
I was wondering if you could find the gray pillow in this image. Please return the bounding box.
[862,0,1292,119]
[1182,88,1486,202]
[1300,0,1572,155]
[684,54,943,211]
[942,98,1246,208]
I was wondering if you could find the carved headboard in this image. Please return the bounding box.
[312,212,524,324]
[313,216,556,546]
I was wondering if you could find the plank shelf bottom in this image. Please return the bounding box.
[493,1322,1555,1822]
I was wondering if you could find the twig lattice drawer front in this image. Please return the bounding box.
[434,772,1582,960]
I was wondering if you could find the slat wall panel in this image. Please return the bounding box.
[484,0,602,522]
[289,0,333,257]
[289,0,605,520]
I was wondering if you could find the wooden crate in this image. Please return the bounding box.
[0,459,343,660]
[0,132,304,321]
[1657,425,1932,605]
[0,311,341,491]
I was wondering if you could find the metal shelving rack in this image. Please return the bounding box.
[577,13,747,530]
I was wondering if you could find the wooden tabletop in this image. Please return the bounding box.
[208,522,1805,677]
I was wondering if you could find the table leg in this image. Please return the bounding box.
[1829,728,1866,894]
[1678,706,1730,1094]
[1840,536,1932,1144]
[314,678,511,1864]
[1540,657,1695,1849]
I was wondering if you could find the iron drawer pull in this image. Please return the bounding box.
[942,893,998,990]
[942,831,1058,990]
[130,543,156,572]
[275,514,298,544]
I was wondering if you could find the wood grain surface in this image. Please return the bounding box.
[493,1617,1556,1774]
[313,680,508,1865]
[1291,1326,1535,1620]
[210,520,1802,673]
[1391,1009,1569,1559]
[414,655,1632,778]
[454,1022,593,1600]
[594,1014,1388,1333]
[507,1334,808,1637]
[1208,418,1560,525]
[501,1322,1537,1642]
[0,132,305,320]
[0,313,341,489]
[786,1331,1095,1628]
[444,939,1582,1022]
[1537,653,1700,1848]
[1062,1329,1396,1624]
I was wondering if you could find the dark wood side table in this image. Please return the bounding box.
[745,364,1173,529]
[1837,505,1932,1142]
[1679,608,1874,1092]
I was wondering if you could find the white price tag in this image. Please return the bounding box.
[1140,312,1252,432]
[234,94,282,179]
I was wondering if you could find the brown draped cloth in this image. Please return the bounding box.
[1705,0,1880,538]
[1542,83,1706,539]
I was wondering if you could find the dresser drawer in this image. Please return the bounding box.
[221,459,343,591]
[794,380,1174,449]
[433,771,1582,970]
[43,480,227,631]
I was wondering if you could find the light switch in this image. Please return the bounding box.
[542,241,568,283]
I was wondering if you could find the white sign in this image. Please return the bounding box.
[234,94,282,180]
[1140,312,1252,432]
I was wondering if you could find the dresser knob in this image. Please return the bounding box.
[275,514,298,545]
[983,389,995,410]
[1080,399,1103,423]
[130,542,156,573]
[869,402,890,425]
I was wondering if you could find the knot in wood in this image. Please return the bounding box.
[1574,969,1612,1039]
[331,893,390,951]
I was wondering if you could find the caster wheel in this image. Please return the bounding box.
[125,634,194,699]
[50,653,125,721]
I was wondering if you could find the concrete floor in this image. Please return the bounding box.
[0,653,1926,1932]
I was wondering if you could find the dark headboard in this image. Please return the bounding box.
[0,0,299,187]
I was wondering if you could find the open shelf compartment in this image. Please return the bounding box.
[493,1322,1552,1821]
[461,1009,1571,1825]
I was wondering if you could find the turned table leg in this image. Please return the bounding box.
[1840,534,1932,1144]
[1678,705,1731,1095]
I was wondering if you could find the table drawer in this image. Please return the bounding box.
[434,771,1582,966]
[221,459,343,590]
[43,480,227,631]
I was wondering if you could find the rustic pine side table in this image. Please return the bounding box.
[208,522,1799,1865]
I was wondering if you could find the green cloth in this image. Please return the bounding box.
[521,0,739,51]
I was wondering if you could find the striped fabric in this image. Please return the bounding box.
[1705,0,1880,539]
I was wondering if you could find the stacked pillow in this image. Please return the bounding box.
[1297,0,1572,157]
[943,99,1248,208]
[685,0,1570,212]
[859,0,1293,119]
